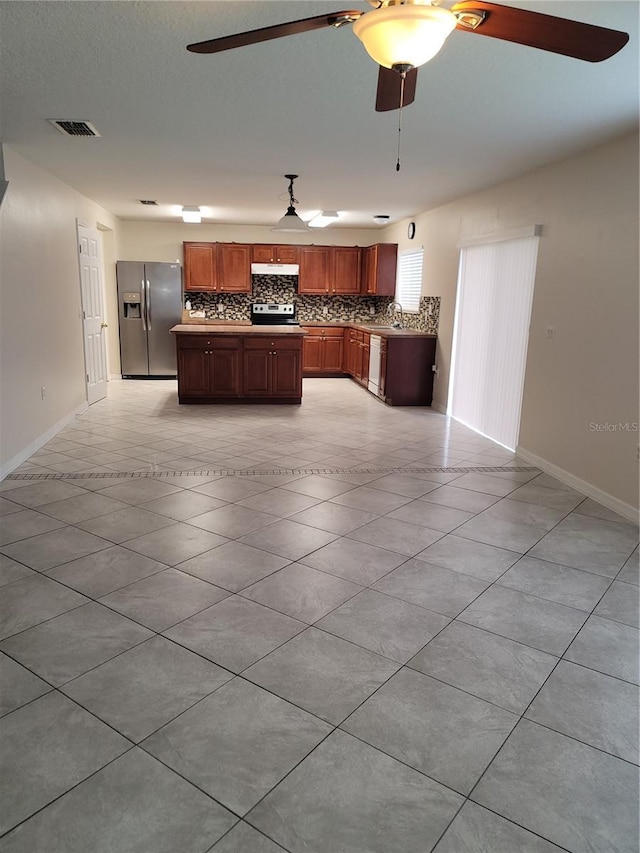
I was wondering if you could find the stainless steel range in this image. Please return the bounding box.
[250,303,298,325]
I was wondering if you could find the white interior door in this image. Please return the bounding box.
[448,233,539,450]
[78,224,107,404]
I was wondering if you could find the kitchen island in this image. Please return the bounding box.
[170,324,307,404]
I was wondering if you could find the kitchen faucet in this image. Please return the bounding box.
[387,301,404,328]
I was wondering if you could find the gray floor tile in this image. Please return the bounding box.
[247,729,463,853]
[347,516,444,556]
[238,519,338,561]
[124,522,229,564]
[330,485,412,514]
[593,580,640,627]
[343,667,517,795]
[192,476,272,502]
[299,537,406,585]
[529,513,639,577]
[0,498,23,517]
[409,621,557,714]
[459,585,588,656]
[0,555,35,587]
[0,691,129,835]
[143,678,331,815]
[237,488,321,518]
[367,473,441,498]
[99,568,229,631]
[46,544,167,597]
[77,505,178,543]
[0,653,51,717]
[0,574,88,640]
[0,748,236,853]
[455,508,558,554]
[507,481,584,511]
[0,508,65,546]
[525,660,639,763]
[564,615,639,685]
[209,822,287,852]
[388,500,475,533]
[244,627,399,724]
[187,504,278,538]
[433,801,565,853]
[497,555,611,611]
[415,534,520,581]
[241,563,361,624]
[316,589,450,663]
[139,490,228,519]
[0,480,89,508]
[420,485,501,513]
[617,547,639,585]
[94,478,184,504]
[0,601,153,686]
[373,559,490,617]
[37,492,129,523]
[62,635,232,741]
[450,473,519,497]
[279,473,355,499]
[165,595,306,672]
[574,497,637,525]
[1,525,112,571]
[473,719,639,853]
[288,501,378,535]
[177,541,290,591]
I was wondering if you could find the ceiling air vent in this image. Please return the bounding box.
[138,199,158,206]
[48,120,101,137]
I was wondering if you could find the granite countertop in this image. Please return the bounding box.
[301,322,436,339]
[170,324,308,335]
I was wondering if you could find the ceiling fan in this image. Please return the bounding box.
[187,0,629,112]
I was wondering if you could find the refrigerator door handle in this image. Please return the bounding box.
[140,280,147,331]
[146,280,152,329]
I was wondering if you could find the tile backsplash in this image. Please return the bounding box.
[186,276,440,334]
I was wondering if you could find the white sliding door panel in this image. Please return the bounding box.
[449,235,539,450]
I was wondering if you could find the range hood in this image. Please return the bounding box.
[251,262,299,276]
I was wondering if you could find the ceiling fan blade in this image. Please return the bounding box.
[375,66,418,112]
[187,10,363,54]
[451,1,629,62]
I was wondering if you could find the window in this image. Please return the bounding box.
[395,249,423,312]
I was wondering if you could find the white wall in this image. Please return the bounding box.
[384,131,639,513]
[0,146,120,474]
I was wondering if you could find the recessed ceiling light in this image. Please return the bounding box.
[308,210,340,228]
[182,205,202,223]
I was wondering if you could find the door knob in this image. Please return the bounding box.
[101,322,108,328]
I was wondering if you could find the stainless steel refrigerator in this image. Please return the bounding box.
[116,261,182,377]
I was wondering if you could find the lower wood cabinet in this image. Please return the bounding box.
[302,327,345,376]
[380,336,436,405]
[175,333,303,403]
[346,329,370,386]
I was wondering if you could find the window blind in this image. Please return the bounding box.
[396,249,423,312]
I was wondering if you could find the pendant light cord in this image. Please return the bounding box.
[396,72,405,172]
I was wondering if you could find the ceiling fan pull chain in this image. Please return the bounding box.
[396,72,405,172]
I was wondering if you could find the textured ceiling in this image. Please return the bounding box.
[1,1,637,228]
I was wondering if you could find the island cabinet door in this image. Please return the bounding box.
[177,345,209,396]
[243,347,271,395]
[209,348,241,396]
[272,349,302,396]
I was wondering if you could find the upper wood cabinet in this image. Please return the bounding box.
[362,243,397,296]
[183,242,251,293]
[298,246,362,295]
[251,244,300,264]
[184,242,217,292]
[217,243,251,292]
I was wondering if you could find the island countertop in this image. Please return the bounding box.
[170,324,308,335]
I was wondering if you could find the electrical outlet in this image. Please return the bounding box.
[545,325,555,340]
[40,386,46,399]
[322,306,329,316]
[369,306,375,315]
[217,302,224,313]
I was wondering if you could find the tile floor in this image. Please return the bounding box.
[0,378,638,852]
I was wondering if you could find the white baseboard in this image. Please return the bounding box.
[109,374,122,380]
[516,445,638,524]
[0,402,89,481]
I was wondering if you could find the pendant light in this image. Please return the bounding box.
[272,174,310,232]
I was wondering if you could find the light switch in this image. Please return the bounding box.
[545,325,555,339]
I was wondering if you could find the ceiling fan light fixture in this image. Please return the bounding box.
[352,3,456,70]
[181,205,202,223]
[308,210,340,228]
[271,174,310,232]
